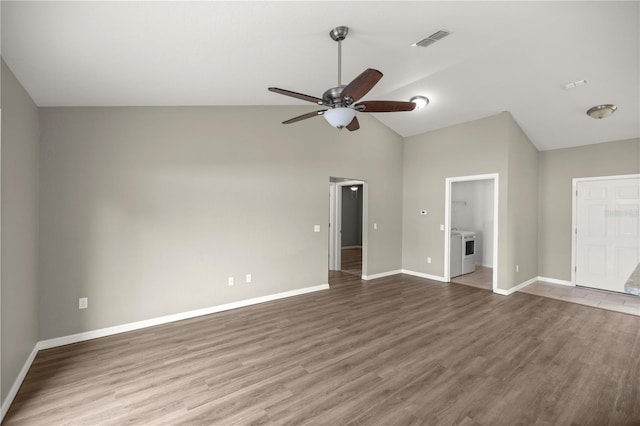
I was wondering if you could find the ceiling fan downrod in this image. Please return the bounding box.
[330,26,349,88]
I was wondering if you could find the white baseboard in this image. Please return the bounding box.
[401,269,447,283]
[1,283,330,421]
[1,344,39,422]
[38,283,330,350]
[362,270,402,280]
[494,276,538,296]
[537,276,573,286]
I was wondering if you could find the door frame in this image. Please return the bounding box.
[571,174,640,287]
[444,173,499,293]
[329,179,367,275]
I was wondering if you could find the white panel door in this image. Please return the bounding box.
[576,177,640,293]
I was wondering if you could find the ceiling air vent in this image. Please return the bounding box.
[412,30,451,47]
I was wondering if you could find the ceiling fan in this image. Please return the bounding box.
[268,26,417,131]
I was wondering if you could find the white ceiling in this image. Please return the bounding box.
[2,1,638,150]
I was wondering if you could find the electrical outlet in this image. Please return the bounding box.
[79,297,88,310]
[246,274,252,283]
[228,277,234,286]
[516,265,520,272]
[440,224,445,231]
[314,225,321,233]
[373,223,378,230]
[427,257,432,264]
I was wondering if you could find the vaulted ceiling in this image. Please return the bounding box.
[2,1,638,150]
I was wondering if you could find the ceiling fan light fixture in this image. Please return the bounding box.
[410,96,429,109]
[586,104,617,119]
[324,107,356,129]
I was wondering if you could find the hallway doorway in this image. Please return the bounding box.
[329,178,366,278]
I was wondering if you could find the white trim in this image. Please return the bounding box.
[571,179,578,286]
[1,345,39,421]
[401,269,447,282]
[493,276,538,296]
[538,276,574,286]
[330,179,367,275]
[571,174,640,182]
[37,284,329,350]
[361,183,369,277]
[362,270,402,280]
[572,174,640,287]
[329,183,337,270]
[444,173,500,294]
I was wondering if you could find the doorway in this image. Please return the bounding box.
[329,178,367,278]
[573,175,640,295]
[445,174,499,292]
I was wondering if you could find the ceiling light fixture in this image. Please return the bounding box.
[323,107,356,129]
[586,104,617,119]
[410,96,429,109]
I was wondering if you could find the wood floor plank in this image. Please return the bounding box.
[4,271,640,425]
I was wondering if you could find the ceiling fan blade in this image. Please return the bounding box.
[341,68,383,103]
[268,87,324,105]
[346,116,360,131]
[282,110,327,124]
[355,100,417,113]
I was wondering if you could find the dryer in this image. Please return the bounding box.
[459,231,477,275]
[450,230,477,277]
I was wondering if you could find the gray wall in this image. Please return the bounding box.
[341,185,363,247]
[1,60,40,402]
[402,112,538,291]
[505,117,539,287]
[38,106,404,340]
[538,138,640,280]
[402,112,509,286]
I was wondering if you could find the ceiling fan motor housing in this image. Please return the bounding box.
[323,86,351,107]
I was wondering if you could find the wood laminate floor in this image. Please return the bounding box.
[5,272,640,425]
[340,246,362,276]
[451,266,493,291]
